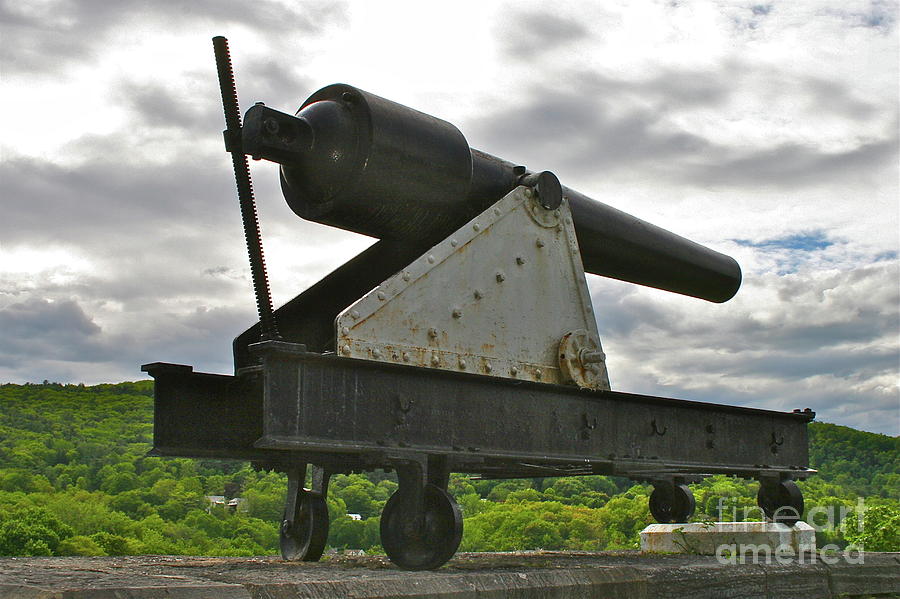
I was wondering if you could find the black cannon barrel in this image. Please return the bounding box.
[242,84,741,303]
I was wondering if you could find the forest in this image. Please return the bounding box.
[0,381,897,557]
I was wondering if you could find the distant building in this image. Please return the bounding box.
[205,495,226,512]
[347,513,362,520]
[205,495,247,513]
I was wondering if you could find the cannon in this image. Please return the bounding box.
[142,38,814,570]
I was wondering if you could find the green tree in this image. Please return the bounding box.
[58,535,107,556]
[843,503,900,552]
[0,507,73,556]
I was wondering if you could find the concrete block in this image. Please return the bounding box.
[640,521,816,556]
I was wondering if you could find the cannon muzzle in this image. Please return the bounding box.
[242,84,741,303]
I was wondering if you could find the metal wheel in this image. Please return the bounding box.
[281,491,329,561]
[649,483,695,523]
[380,484,462,570]
[757,480,804,525]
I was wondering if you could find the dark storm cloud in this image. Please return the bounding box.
[724,346,898,381]
[242,57,316,110]
[0,0,346,75]
[114,59,313,136]
[116,81,222,133]
[0,297,255,380]
[0,298,99,338]
[0,298,105,366]
[474,82,714,175]
[472,64,898,187]
[689,136,899,187]
[0,153,237,246]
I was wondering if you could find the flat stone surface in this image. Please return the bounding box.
[0,551,897,599]
[640,522,816,555]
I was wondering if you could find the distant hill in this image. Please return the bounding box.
[807,421,898,498]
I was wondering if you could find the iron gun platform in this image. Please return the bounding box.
[143,37,815,570]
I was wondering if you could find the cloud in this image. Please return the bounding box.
[687,136,899,188]
[0,298,103,365]
[0,291,257,383]
[499,11,590,59]
[470,61,898,190]
[594,254,900,435]
[471,77,716,175]
[0,0,345,76]
[115,80,222,134]
[0,153,236,245]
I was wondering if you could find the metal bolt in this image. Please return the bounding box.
[535,369,542,379]
[485,361,493,373]
[510,366,518,376]
[428,327,438,338]
[350,310,360,320]
[580,350,605,364]
[473,289,483,299]
[452,307,463,319]
[427,254,436,264]
[264,118,279,134]
[377,290,386,300]
[342,345,351,355]
[493,208,501,215]
[341,326,350,335]
[496,270,506,283]
[430,354,440,366]
[536,238,545,248]
[372,348,383,359]
[450,239,458,247]
[524,188,534,198]
[402,272,411,282]
[459,358,467,370]
[473,223,481,232]
[516,256,526,265]
[402,352,411,362]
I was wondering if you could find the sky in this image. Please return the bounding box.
[1,0,898,435]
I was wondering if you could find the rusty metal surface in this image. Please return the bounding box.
[335,187,606,387]
[558,328,609,390]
